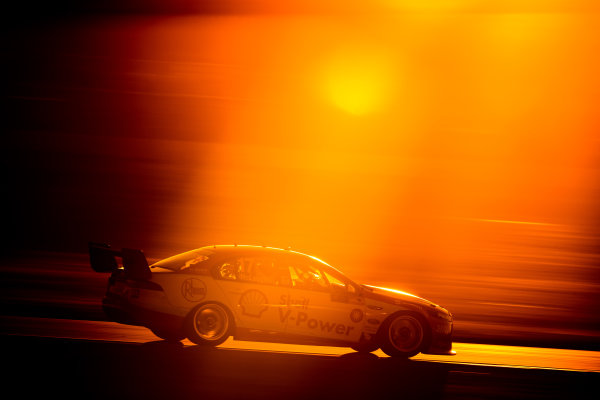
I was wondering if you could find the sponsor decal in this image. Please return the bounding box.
[280,294,309,309]
[349,308,364,323]
[181,278,207,302]
[239,289,269,318]
[278,310,355,336]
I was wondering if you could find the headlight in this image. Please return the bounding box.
[427,305,451,321]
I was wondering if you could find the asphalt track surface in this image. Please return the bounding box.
[2,316,599,399]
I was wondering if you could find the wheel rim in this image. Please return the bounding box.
[193,304,229,341]
[388,315,424,353]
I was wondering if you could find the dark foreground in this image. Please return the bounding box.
[3,335,597,400]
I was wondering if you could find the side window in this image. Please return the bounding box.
[217,259,240,280]
[323,271,345,289]
[323,270,356,294]
[286,262,329,292]
[216,257,291,287]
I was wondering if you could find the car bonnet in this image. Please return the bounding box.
[362,284,440,310]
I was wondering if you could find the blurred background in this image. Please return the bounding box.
[3,1,600,347]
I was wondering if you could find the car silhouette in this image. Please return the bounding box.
[90,243,454,358]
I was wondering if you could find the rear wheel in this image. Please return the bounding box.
[186,302,232,346]
[379,313,429,358]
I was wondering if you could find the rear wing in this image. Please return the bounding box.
[89,242,151,280]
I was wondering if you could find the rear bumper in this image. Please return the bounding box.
[102,297,184,330]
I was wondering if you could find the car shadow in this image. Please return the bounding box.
[4,335,448,399]
[142,340,449,399]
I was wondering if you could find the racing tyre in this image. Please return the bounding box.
[351,335,379,353]
[186,302,232,346]
[379,312,429,358]
[149,325,186,342]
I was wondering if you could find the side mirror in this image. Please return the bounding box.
[330,283,349,302]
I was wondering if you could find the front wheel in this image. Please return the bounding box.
[379,313,429,358]
[186,302,232,346]
[351,334,379,353]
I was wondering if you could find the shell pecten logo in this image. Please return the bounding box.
[239,289,269,318]
[350,308,364,323]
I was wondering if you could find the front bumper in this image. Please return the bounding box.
[423,335,455,355]
[423,315,455,355]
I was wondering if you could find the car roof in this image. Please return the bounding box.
[198,245,320,260]
[199,245,355,281]
[155,245,356,285]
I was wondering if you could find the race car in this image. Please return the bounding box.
[89,243,454,358]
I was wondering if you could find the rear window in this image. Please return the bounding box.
[150,249,213,271]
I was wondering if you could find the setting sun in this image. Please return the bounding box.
[322,45,394,115]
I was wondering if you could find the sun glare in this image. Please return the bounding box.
[322,45,393,115]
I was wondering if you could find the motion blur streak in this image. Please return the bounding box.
[4,2,600,349]
[470,219,558,227]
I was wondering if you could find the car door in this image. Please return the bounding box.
[213,255,291,333]
[281,256,364,343]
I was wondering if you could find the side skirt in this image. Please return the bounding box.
[233,328,357,348]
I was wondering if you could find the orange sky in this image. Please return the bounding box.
[112,11,599,265]
[6,1,599,278]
